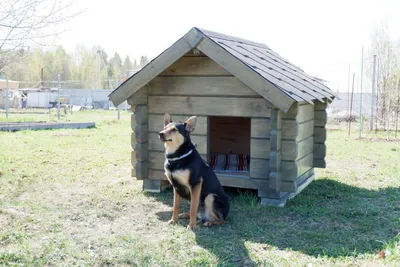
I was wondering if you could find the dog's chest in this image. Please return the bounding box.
[165,169,191,198]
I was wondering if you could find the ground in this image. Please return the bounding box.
[0,110,399,266]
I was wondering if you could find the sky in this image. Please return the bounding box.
[58,0,400,93]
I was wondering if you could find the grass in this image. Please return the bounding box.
[0,110,399,266]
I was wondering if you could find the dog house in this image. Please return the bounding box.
[108,27,335,206]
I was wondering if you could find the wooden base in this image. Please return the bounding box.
[260,173,315,207]
[142,179,171,193]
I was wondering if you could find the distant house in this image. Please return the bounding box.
[108,27,336,206]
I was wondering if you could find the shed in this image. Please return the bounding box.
[108,27,335,206]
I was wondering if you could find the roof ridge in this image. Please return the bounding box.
[195,27,269,50]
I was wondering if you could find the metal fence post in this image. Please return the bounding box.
[370,55,377,131]
[5,77,9,118]
[57,74,61,119]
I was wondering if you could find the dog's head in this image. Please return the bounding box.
[158,112,197,154]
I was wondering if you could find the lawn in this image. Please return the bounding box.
[0,110,399,266]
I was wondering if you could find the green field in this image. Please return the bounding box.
[0,110,399,266]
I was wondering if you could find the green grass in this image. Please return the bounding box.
[0,110,399,266]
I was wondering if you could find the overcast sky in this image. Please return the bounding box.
[59,0,400,93]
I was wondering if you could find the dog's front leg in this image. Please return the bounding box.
[168,187,180,224]
[187,181,202,230]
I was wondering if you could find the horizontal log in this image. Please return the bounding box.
[148,76,259,96]
[250,158,269,179]
[148,151,207,171]
[297,153,314,178]
[250,138,270,159]
[159,56,232,76]
[315,110,327,127]
[296,104,314,123]
[148,133,207,154]
[314,159,326,168]
[314,127,327,143]
[148,114,207,135]
[251,118,271,138]
[296,136,314,160]
[128,86,148,105]
[148,96,273,117]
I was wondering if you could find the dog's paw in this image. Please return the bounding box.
[203,221,212,227]
[186,223,196,231]
[167,218,178,225]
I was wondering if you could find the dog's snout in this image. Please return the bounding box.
[158,132,165,139]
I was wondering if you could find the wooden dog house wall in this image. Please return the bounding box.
[108,27,335,206]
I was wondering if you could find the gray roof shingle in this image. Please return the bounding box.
[197,28,335,104]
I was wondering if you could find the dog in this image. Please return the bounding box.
[158,112,230,230]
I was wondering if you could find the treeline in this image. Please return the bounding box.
[2,45,149,89]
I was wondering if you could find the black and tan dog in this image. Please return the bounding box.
[158,113,230,230]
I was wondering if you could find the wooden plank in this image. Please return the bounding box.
[148,151,207,170]
[250,158,269,179]
[148,133,207,154]
[149,76,260,96]
[108,28,197,106]
[296,136,314,160]
[315,110,327,127]
[314,127,327,143]
[296,153,314,178]
[134,124,148,143]
[148,96,273,117]
[127,86,148,105]
[296,104,314,123]
[281,161,297,181]
[250,138,270,159]
[197,37,294,113]
[281,120,297,140]
[251,118,271,138]
[148,169,168,181]
[148,114,207,135]
[269,172,281,192]
[297,120,314,141]
[314,159,326,168]
[160,56,232,76]
[314,143,326,159]
[132,143,149,162]
[134,161,148,180]
[281,140,296,161]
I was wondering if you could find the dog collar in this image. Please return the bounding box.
[167,149,193,162]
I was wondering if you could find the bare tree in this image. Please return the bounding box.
[366,22,400,130]
[0,0,81,73]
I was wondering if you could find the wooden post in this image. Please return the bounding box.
[314,102,327,168]
[128,87,169,192]
[269,108,282,192]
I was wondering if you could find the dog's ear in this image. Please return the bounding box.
[164,112,172,127]
[185,116,197,132]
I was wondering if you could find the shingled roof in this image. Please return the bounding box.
[108,27,335,112]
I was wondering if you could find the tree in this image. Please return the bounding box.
[133,59,139,69]
[109,52,122,79]
[140,55,149,67]
[366,23,400,130]
[0,0,81,73]
[122,55,133,76]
